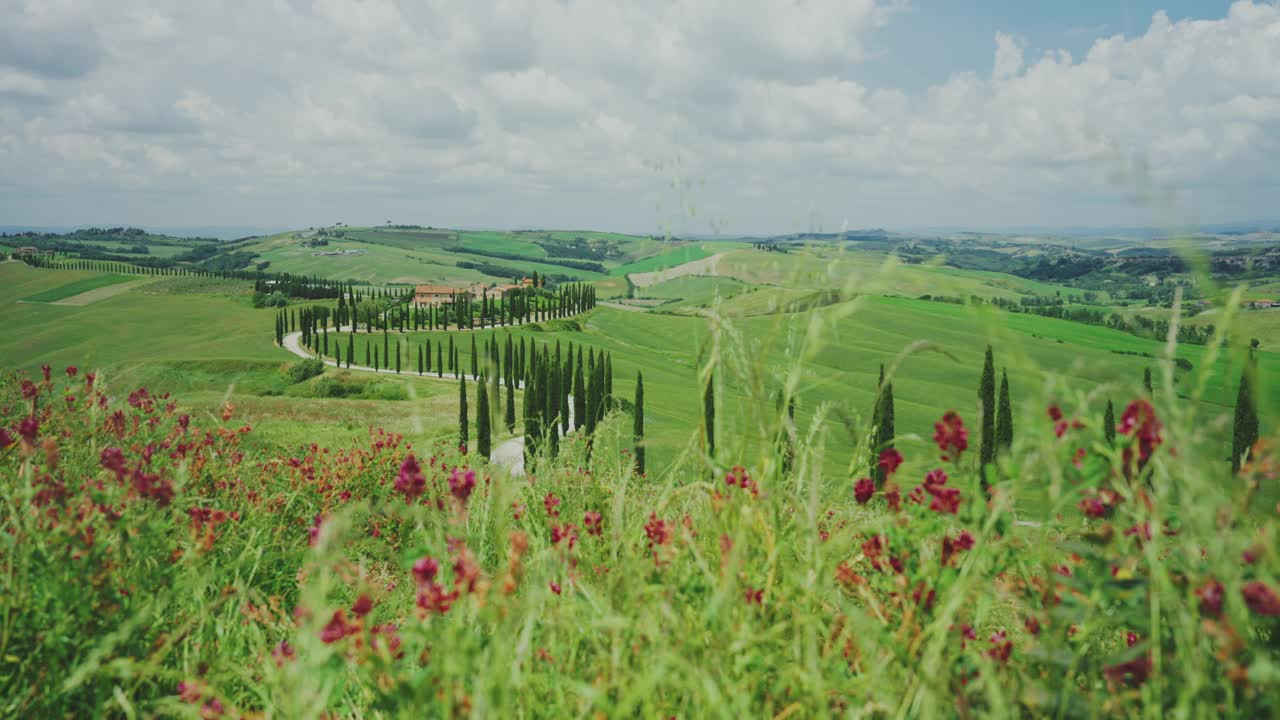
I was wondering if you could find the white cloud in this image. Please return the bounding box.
[0,0,1277,231]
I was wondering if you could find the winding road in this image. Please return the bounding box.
[280,326,576,475]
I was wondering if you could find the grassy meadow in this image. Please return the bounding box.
[3,229,1280,717]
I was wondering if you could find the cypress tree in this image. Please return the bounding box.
[585,359,601,436]
[476,375,491,459]
[1143,367,1153,395]
[604,353,613,410]
[996,369,1013,451]
[979,345,996,473]
[458,376,469,452]
[547,352,561,434]
[366,342,371,368]
[704,372,716,459]
[1103,399,1116,447]
[418,344,424,375]
[436,344,443,378]
[471,335,478,379]
[634,371,645,476]
[560,345,572,434]
[873,381,895,485]
[395,342,401,374]
[448,336,455,373]
[505,381,516,433]
[1232,351,1259,472]
[374,346,380,371]
[573,349,586,430]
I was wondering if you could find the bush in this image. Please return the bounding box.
[285,358,325,384]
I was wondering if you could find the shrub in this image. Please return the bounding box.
[285,358,325,384]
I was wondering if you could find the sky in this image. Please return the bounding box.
[0,0,1277,236]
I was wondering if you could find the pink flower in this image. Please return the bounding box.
[544,493,561,517]
[1079,497,1108,519]
[1048,405,1064,422]
[448,468,476,503]
[1242,581,1280,616]
[877,448,904,477]
[932,411,968,461]
[583,511,603,536]
[0,429,12,449]
[854,477,875,504]
[549,581,562,595]
[66,366,78,377]
[923,468,948,489]
[550,524,578,549]
[308,514,325,546]
[395,455,426,500]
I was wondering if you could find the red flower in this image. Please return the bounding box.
[100,447,127,476]
[1079,497,1108,519]
[877,448,904,477]
[928,486,961,514]
[448,468,476,503]
[319,610,355,643]
[351,594,374,617]
[1242,581,1280,616]
[412,557,440,585]
[17,416,38,443]
[1197,580,1224,618]
[395,455,426,499]
[1048,405,1064,422]
[644,513,673,548]
[1118,399,1162,476]
[20,380,38,400]
[550,524,578,549]
[1024,616,1041,636]
[883,485,901,511]
[544,493,561,518]
[66,366,78,377]
[854,477,875,504]
[0,429,12,449]
[583,511,603,536]
[41,365,51,383]
[549,581,562,595]
[955,531,975,550]
[308,514,325,546]
[932,411,968,461]
[923,468,948,489]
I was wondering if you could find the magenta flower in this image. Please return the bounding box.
[351,594,374,617]
[1242,581,1280,616]
[854,477,875,504]
[878,448,904,477]
[448,468,476,503]
[644,513,672,548]
[543,493,561,518]
[1197,580,1224,618]
[1119,399,1162,476]
[583,511,603,536]
[412,556,440,585]
[0,428,13,449]
[932,411,968,461]
[928,486,961,514]
[66,366,78,377]
[395,455,426,500]
[17,416,38,443]
[319,610,354,643]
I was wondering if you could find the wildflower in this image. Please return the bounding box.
[878,448,904,477]
[928,486,961,514]
[550,524,578,549]
[988,631,1012,664]
[1103,652,1152,687]
[644,513,672,548]
[854,477,875,504]
[412,557,440,585]
[549,581,562,595]
[0,429,12,449]
[272,641,295,667]
[583,511,603,536]
[1242,581,1280,616]
[448,468,476,503]
[743,587,764,605]
[86,372,96,391]
[17,416,38,443]
[452,549,482,594]
[395,455,426,500]
[1118,399,1162,476]
[932,411,968,461]
[544,493,561,518]
[308,514,325,547]
[1197,580,1224,618]
[1079,497,1108,519]
[923,468,947,489]
[131,469,174,506]
[883,484,901,511]
[416,583,458,615]
[370,623,404,658]
[66,366,78,377]
[41,365,51,383]
[1048,405,1064,422]
[1024,616,1041,636]
[319,610,354,643]
[351,594,374,617]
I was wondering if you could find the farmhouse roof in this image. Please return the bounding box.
[415,284,461,295]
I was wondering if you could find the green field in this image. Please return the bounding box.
[20,273,133,302]
[609,243,717,276]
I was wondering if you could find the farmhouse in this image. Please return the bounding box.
[413,284,463,306]
[12,246,45,256]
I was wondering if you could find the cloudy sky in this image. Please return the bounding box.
[1,0,1277,235]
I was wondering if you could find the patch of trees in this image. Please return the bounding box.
[535,237,623,261]
[454,260,576,284]
[446,246,605,273]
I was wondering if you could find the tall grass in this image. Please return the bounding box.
[1,252,1278,718]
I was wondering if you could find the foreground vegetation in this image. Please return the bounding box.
[3,330,1278,716]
